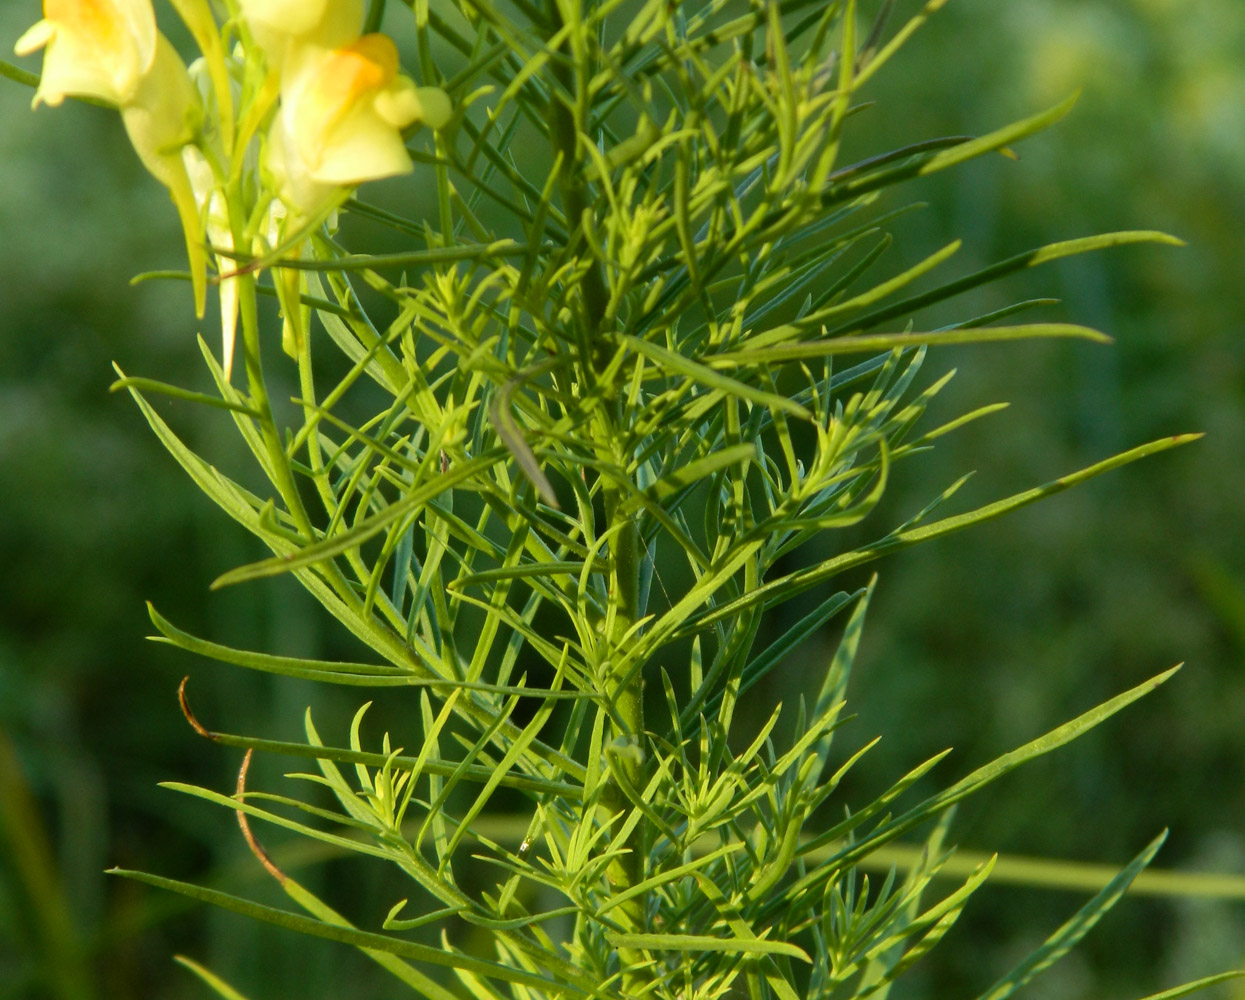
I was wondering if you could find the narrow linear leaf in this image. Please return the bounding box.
[491,362,562,508]
[605,933,810,963]
[837,231,1184,336]
[173,957,255,1000]
[627,443,760,508]
[919,91,1081,175]
[621,334,811,419]
[825,92,1081,205]
[225,238,534,273]
[695,435,1202,627]
[109,377,263,417]
[149,604,410,678]
[212,449,508,587]
[810,579,876,778]
[859,855,998,994]
[973,832,1168,1000]
[709,324,1110,368]
[449,561,594,589]
[595,843,747,916]
[1132,972,1245,1000]
[110,869,591,996]
[161,729,581,797]
[819,666,1181,866]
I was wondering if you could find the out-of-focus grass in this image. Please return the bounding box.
[0,2,1241,998]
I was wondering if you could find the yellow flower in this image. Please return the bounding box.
[237,0,364,72]
[14,0,157,108]
[267,34,450,213]
[16,1,209,315]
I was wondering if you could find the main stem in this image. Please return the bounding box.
[544,0,649,980]
[599,439,648,993]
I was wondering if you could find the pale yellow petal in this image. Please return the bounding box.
[122,36,206,315]
[238,0,363,72]
[14,20,54,58]
[373,77,421,128]
[121,36,201,179]
[239,0,331,37]
[310,104,413,184]
[19,0,158,106]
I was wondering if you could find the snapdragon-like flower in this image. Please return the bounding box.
[266,34,450,214]
[15,0,157,108]
[16,0,208,314]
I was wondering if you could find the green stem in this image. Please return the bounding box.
[363,0,387,34]
[596,433,648,991]
[237,273,315,540]
[543,0,650,978]
[546,0,611,374]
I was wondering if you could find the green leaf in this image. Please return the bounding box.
[605,933,811,963]
[692,872,805,1000]
[860,854,997,995]
[625,443,759,508]
[809,579,875,780]
[620,335,811,419]
[449,561,596,590]
[163,724,580,798]
[149,604,411,682]
[833,231,1184,336]
[1132,972,1245,1000]
[919,91,1080,175]
[212,449,509,587]
[847,843,1245,899]
[490,359,563,508]
[694,435,1202,627]
[173,956,255,1000]
[109,376,263,417]
[111,869,589,995]
[228,238,534,273]
[709,324,1110,368]
[973,832,1168,1000]
[816,666,1182,867]
[825,92,1081,204]
[687,589,858,730]
[595,843,747,916]
[747,240,963,349]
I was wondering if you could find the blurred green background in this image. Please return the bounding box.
[1,1,1243,997]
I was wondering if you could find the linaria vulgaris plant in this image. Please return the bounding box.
[7,1,1242,998]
